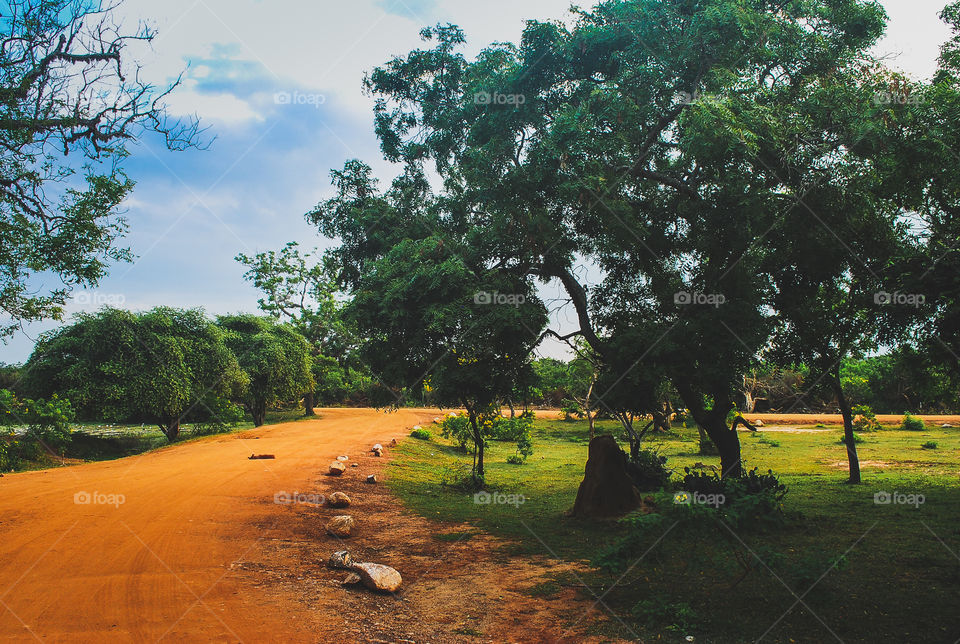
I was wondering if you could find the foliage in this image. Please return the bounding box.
[625,449,671,491]
[921,440,938,450]
[900,413,927,432]
[23,308,246,440]
[839,432,865,445]
[631,598,698,633]
[410,427,431,440]
[442,411,535,464]
[440,413,472,451]
[0,0,201,335]
[852,404,882,432]
[216,315,314,427]
[0,388,74,467]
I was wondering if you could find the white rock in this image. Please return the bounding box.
[350,562,402,593]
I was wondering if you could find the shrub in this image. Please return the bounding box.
[677,467,788,528]
[439,461,482,490]
[625,448,671,491]
[839,432,864,445]
[851,404,881,432]
[560,399,582,420]
[921,441,938,450]
[631,597,698,632]
[506,454,524,464]
[440,413,473,451]
[900,413,926,432]
[410,427,431,440]
[758,435,781,447]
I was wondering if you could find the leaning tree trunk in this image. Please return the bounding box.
[678,384,743,478]
[831,368,861,484]
[303,391,316,416]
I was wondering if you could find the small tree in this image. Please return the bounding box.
[308,162,548,483]
[216,315,313,427]
[24,308,246,440]
[236,243,358,415]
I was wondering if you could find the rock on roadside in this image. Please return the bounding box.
[350,562,402,593]
[329,461,346,476]
[326,491,351,508]
[328,550,354,569]
[326,515,354,538]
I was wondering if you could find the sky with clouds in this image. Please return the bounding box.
[0,0,953,363]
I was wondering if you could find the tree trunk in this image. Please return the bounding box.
[466,403,484,482]
[507,399,515,418]
[678,383,742,478]
[303,391,316,416]
[159,418,180,442]
[831,368,861,484]
[252,400,266,427]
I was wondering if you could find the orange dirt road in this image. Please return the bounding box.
[0,408,442,643]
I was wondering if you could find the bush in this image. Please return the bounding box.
[900,413,926,432]
[625,449,671,491]
[560,399,582,420]
[410,427,431,440]
[758,435,781,447]
[677,467,788,528]
[506,454,524,464]
[921,441,938,450]
[440,413,473,450]
[839,432,864,445]
[851,404,881,432]
[631,597,698,632]
[439,461,483,491]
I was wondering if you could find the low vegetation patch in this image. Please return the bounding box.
[388,416,960,642]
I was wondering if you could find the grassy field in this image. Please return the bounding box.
[387,417,960,643]
[6,408,309,472]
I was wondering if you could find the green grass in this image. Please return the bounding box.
[388,418,960,643]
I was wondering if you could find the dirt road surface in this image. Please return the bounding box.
[0,408,598,643]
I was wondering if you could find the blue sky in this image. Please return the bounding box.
[0,0,952,363]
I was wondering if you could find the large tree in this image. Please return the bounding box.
[0,0,201,336]
[23,307,246,440]
[216,314,313,427]
[360,0,890,477]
